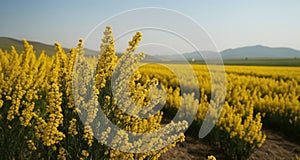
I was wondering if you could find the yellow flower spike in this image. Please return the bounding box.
[126,31,142,52]
[23,39,34,52]
[5,96,12,100]
[68,118,78,136]
[78,38,84,48]
[207,155,217,160]
[26,140,37,151]
[83,126,94,147]
[0,100,3,109]
[57,147,67,160]
[95,26,118,91]
[81,150,89,158]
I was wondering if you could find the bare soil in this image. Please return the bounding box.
[160,129,300,160]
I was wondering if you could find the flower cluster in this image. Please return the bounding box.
[138,64,267,159]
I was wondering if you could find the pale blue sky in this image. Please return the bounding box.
[1,0,299,52]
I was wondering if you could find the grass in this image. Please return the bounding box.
[193,58,300,66]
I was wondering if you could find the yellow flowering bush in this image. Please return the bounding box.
[138,64,266,159]
[0,26,188,159]
[225,67,300,134]
[137,63,299,159]
[92,26,188,159]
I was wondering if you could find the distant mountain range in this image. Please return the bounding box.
[160,45,300,61]
[221,45,300,59]
[1,37,300,60]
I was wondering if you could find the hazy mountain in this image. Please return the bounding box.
[183,51,220,61]
[156,45,300,61]
[148,51,220,62]
[179,45,300,61]
[221,45,300,59]
[1,37,300,60]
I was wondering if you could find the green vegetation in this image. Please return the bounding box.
[194,58,300,66]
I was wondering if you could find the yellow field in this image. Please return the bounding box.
[0,27,299,159]
[138,64,300,159]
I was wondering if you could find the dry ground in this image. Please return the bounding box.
[160,129,300,160]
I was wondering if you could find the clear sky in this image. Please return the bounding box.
[1,0,300,52]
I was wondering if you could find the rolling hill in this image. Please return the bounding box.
[221,45,300,59]
[0,37,163,60]
[179,45,300,61]
[0,37,60,56]
[0,37,100,56]
[1,37,300,61]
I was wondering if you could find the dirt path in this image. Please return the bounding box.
[160,129,300,160]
